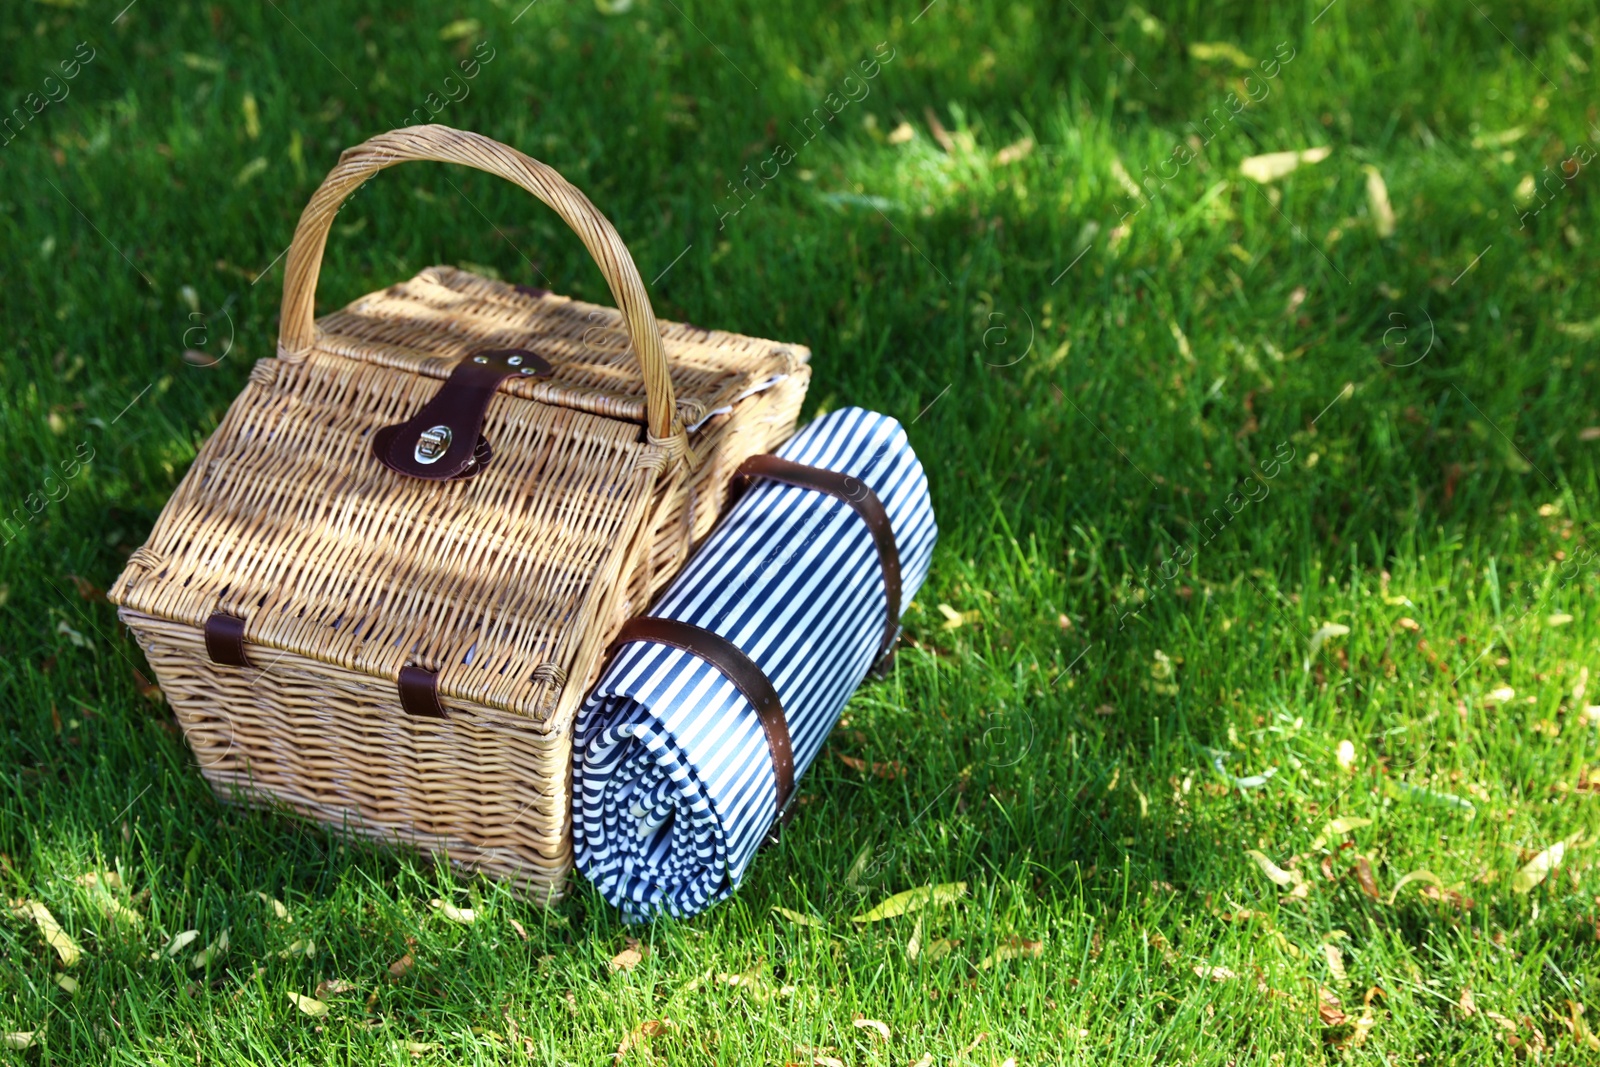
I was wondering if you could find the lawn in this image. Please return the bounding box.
[3,0,1600,1062]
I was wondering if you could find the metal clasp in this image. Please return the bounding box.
[372,348,554,481]
[414,425,454,464]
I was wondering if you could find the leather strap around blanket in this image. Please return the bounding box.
[734,454,901,660]
[608,617,794,815]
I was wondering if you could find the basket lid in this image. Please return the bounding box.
[313,266,808,433]
[109,352,675,726]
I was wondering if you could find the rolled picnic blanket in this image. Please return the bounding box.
[573,407,937,919]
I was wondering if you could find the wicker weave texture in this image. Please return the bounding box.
[107,125,811,897]
[123,611,574,895]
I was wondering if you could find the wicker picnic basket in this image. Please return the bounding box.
[107,125,810,900]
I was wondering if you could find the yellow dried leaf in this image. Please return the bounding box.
[1335,740,1357,771]
[315,978,356,998]
[241,92,260,140]
[1323,943,1347,983]
[277,938,316,959]
[979,935,1044,969]
[1108,157,1142,199]
[887,121,915,145]
[149,929,198,960]
[1471,126,1526,149]
[233,157,268,188]
[1363,166,1395,237]
[257,893,292,923]
[772,906,827,929]
[1485,686,1515,705]
[994,137,1034,166]
[55,974,78,994]
[1312,815,1371,851]
[617,1018,673,1058]
[1386,869,1445,905]
[191,929,228,969]
[80,870,141,926]
[610,947,643,972]
[1188,41,1255,67]
[1193,964,1237,981]
[1558,317,1600,339]
[98,893,142,927]
[937,603,980,630]
[1458,986,1477,1017]
[852,1017,891,1040]
[437,18,481,40]
[1305,622,1351,669]
[430,898,477,924]
[837,752,905,779]
[1347,1005,1378,1047]
[1318,986,1348,1026]
[1240,146,1332,184]
[1548,613,1574,627]
[1513,842,1565,894]
[388,954,414,978]
[75,871,121,889]
[852,882,966,923]
[11,900,81,967]
[287,992,328,1017]
[1244,849,1297,887]
[2,1031,38,1050]
[1567,1000,1600,1050]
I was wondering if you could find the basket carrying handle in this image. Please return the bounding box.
[276,124,687,451]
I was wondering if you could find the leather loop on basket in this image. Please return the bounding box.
[608,617,793,818]
[733,454,902,662]
[372,349,552,480]
[398,665,448,719]
[204,612,252,668]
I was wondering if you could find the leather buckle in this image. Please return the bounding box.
[732,455,902,662]
[372,348,553,481]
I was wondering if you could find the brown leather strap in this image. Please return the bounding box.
[733,454,902,660]
[204,612,252,668]
[372,348,553,481]
[398,665,447,719]
[608,616,794,816]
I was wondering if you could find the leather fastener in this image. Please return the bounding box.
[607,617,794,818]
[204,612,252,668]
[372,348,554,481]
[732,454,903,663]
[398,665,448,719]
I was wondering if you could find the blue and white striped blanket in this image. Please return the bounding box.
[573,407,937,919]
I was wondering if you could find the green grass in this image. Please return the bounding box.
[4,0,1600,1062]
